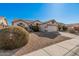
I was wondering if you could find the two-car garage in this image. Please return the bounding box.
[40,24,58,32]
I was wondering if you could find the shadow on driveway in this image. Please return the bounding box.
[34,31,60,39]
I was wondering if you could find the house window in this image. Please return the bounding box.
[17,23,25,27]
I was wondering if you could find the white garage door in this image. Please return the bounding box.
[47,26,57,32]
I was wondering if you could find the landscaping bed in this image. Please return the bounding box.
[0,26,29,56]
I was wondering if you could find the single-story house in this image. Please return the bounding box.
[40,20,58,32]
[40,24,58,32]
[12,19,42,31]
[12,19,32,30]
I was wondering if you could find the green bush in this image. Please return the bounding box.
[0,26,29,50]
[32,26,39,32]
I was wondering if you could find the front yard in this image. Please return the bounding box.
[14,32,71,56]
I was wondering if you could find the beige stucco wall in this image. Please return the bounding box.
[46,26,58,32]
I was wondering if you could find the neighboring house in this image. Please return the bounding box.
[12,19,42,31]
[12,19,58,32]
[12,19,32,31]
[67,24,75,29]
[40,20,58,32]
[12,19,41,26]
[67,24,79,31]
[0,16,8,29]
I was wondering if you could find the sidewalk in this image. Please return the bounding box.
[59,32,78,38]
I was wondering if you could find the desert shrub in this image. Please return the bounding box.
[68,28,76,33]
[0,26,29,50]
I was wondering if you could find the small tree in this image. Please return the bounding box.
[32,23,40,32]
[62,26,68,31]
[58,24,61,31]
[32,26,39,32]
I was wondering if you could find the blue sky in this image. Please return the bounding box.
[0,3,79,25]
